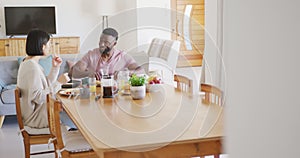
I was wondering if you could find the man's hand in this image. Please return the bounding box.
[95,72,102,80]
[113,71,119,80]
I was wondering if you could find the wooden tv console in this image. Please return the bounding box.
[0,36,80,56]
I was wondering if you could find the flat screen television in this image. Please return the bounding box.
[4,6,56,36]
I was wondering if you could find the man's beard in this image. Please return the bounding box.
[101,46,111,55]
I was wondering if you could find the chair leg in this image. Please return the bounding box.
[214,154,220,158]
[0,115,5,128]
[54,144,58,158]
[23,138,30,158]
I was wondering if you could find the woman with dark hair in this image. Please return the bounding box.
[17,29,70,129]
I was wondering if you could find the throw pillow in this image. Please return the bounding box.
[66,60,75,70]
[39,55,53,75]
[18,55,53,76]
[17,57,25,64]
[0,79,5,89]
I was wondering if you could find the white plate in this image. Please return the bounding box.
[59,88,80,96]
[120,89,131,95]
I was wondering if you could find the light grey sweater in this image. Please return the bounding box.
[17,59,61,128]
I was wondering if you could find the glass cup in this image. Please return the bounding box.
[117,69,130,94]
[89,77,96,94]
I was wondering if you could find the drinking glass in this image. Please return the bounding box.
[117,69,130,94]
[89,77,96,94]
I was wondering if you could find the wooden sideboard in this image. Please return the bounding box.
[0,36,80,56]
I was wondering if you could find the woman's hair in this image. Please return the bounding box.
[26,29,50,56]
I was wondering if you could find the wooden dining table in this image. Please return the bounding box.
[57,84,224,158]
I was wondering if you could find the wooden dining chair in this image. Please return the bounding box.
[174,74,193,93]
[200,83,223,106]
[199,84,224,158]
[14,88,54,158]
[46,94,97,158]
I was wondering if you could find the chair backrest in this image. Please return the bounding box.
[174,74,193,93]
[148,38,180,69]
[148,38,180,85]
[200,83,223,106]
[46,95,65,150]
[15,87,26,137]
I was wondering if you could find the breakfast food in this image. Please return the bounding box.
[147,76,162,84]
[146,75,162,92]
[60,88,80,96]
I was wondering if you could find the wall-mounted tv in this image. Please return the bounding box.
[4,6,56,36]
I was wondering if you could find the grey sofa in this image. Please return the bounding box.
[0,54,82,128]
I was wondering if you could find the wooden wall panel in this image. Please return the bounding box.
[0,39,5,56]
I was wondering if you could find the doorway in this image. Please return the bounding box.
[171,0,205,67]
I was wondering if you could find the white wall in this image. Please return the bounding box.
[0,0,98,44]
[80,0,137,54]
[136,0,171,52]
[224,0,300,157]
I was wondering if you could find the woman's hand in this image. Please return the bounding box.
[52,56,62,68]
[58,73,70,84]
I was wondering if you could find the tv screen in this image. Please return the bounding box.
[4,6,56,36]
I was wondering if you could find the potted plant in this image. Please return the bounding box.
[129,74,146,99]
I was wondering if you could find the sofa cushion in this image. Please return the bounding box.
[58,54,83,75]
[0,57,19,86]
[18,55,53,76]
[0,79,5,90]
[38,55,53,76]
[1,84,16,104]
